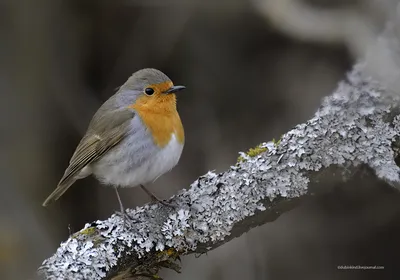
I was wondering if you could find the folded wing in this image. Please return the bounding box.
[42,109,135,206]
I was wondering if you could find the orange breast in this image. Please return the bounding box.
[130,94,184,147]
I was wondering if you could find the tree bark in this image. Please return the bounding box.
[37,61,400,279]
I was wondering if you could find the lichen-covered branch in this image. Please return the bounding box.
[37,63,400,279]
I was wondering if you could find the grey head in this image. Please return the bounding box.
[122,68,172,91]
[110,68,185,108]
[92,68,186,120]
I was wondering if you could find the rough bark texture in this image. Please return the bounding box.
[37,62,400,279]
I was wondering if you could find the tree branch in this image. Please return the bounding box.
[37,62,400,279]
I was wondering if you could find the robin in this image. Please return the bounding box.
[42,68,186,214]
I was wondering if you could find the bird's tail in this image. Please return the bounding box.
[42,178,77,207]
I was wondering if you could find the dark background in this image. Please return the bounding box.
[1,0,399,279]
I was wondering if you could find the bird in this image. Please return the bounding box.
[42,68,186,215]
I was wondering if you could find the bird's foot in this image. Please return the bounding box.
[140,184,177,209]
[115,209,139,225]
[152,198,177,209]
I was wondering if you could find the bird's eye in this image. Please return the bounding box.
[144,87,155,96]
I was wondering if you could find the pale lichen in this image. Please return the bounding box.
[38,63,400,279]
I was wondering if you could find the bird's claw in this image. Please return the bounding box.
[115,210,139,225]
[154,199,177,209]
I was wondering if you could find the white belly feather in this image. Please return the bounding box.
[90,133,183,187]
[126,133,183,186]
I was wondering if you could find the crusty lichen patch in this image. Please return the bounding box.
[76,227,96,237]
[38,63,400,279]
[272,137,282,147]
[237,143,270,163]
[70,226,104,249]
[111,247,181,279]
[237,136,284,163]
[157,248,179,258]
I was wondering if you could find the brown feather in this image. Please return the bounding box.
[42,109,134,206]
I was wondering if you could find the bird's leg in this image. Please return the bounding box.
[140,184,175,208]
[114,187,137,223]
[114,187,125,213]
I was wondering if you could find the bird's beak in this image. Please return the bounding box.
[164,85,186,94]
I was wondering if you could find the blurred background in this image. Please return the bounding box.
[1,0,400,279]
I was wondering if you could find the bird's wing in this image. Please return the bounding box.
[58,108,135,186]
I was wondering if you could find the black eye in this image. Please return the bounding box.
[144,88,155,95]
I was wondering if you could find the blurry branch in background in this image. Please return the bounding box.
[253,0,400,106]
[251,0,384,59]
[37,61,400,279]
[364,6,400,97]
